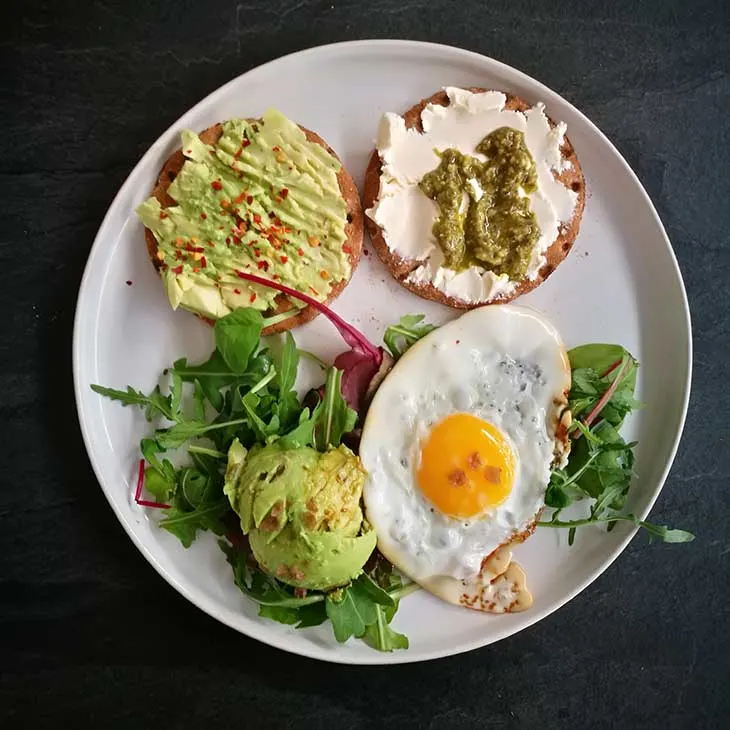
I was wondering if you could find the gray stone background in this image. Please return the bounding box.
[2,1,728,727]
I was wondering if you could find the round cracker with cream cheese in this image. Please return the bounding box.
[144,119,363,336]
[363,87,586,308]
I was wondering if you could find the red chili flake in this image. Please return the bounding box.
[254,248,261,258]
[221,199,230,209]
[211,180,223,191]
[268,211,276,218]
[171,265,183,275]
[253,214,262,224]
[280,188,289,199]
[249,292,257,303]
[280,255,288,264]
[246,195,253,204]
[242,138,251,148]
[272,274,280,281]
[257,261,269,271]
[192,267,200,273]
[207,240,215,247]
[225,237,231,244]
[234,147,243,160]
[159,211,168,219]
[234,288,241,295]
[125,280,133,286]
[200,212,207,220]
[448,469,467,487]
[297,247,304,256]
[466,452,483,470]
[342,243,352,254]
[200,256,207,268]
[234,191,247,204]
[272,145,281,152]
[186,148,192,154]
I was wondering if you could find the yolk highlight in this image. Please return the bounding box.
[416,413,515,518]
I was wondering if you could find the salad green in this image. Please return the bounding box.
[92,306,412,652]
[92,304,692,656]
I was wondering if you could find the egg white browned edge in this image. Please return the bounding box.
[362,305,573,614]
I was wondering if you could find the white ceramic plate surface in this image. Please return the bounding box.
[73,40,691,665]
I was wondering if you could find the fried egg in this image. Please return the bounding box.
[360,304,571,612]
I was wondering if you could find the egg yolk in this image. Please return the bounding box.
[416,413,516,518]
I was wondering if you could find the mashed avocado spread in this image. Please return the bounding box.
[419,127,539,277]
[224,441,376,591]
[137,110,351,320]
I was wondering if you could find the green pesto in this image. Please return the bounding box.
[419,127,539,277]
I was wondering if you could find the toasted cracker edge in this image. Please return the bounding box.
[362,87,586,309]
[144,121,364,335]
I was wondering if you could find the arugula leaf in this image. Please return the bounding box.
[326,580,380,643]
[567,345,639,429]
[192,380,206,421]
[171,351,234,412]
[90,384,175,422]
[155,417,248,450]
[314,368,357,451]
[538,513,694,543]
[278,405,321,449]
[170,372,183,420]
[539,343,693,545]
[294,602,328,629]
[144,467,177,503]
[383,314,437,360]
[258,605,301,625]
[155,420,209,449]
[277,332,298,395]
[214,308,264,373]
[159,500,229,547]
[362,606,409,652]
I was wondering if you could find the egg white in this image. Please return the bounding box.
[360,305,570,603]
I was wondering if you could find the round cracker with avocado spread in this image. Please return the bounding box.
[138,110,363,335]
[363,87,586,308]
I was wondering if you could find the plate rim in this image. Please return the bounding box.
[72,38,693,665]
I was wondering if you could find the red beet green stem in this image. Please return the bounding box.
[235,271,382,363]
[134,458,171,510]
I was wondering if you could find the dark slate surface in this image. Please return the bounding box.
[2,1,729,727]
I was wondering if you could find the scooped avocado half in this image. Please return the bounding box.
[224,441,376,591]
[136,109,361,325]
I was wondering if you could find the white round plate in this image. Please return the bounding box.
[73,40,691,665]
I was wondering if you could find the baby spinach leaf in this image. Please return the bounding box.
[214,308,264,373]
